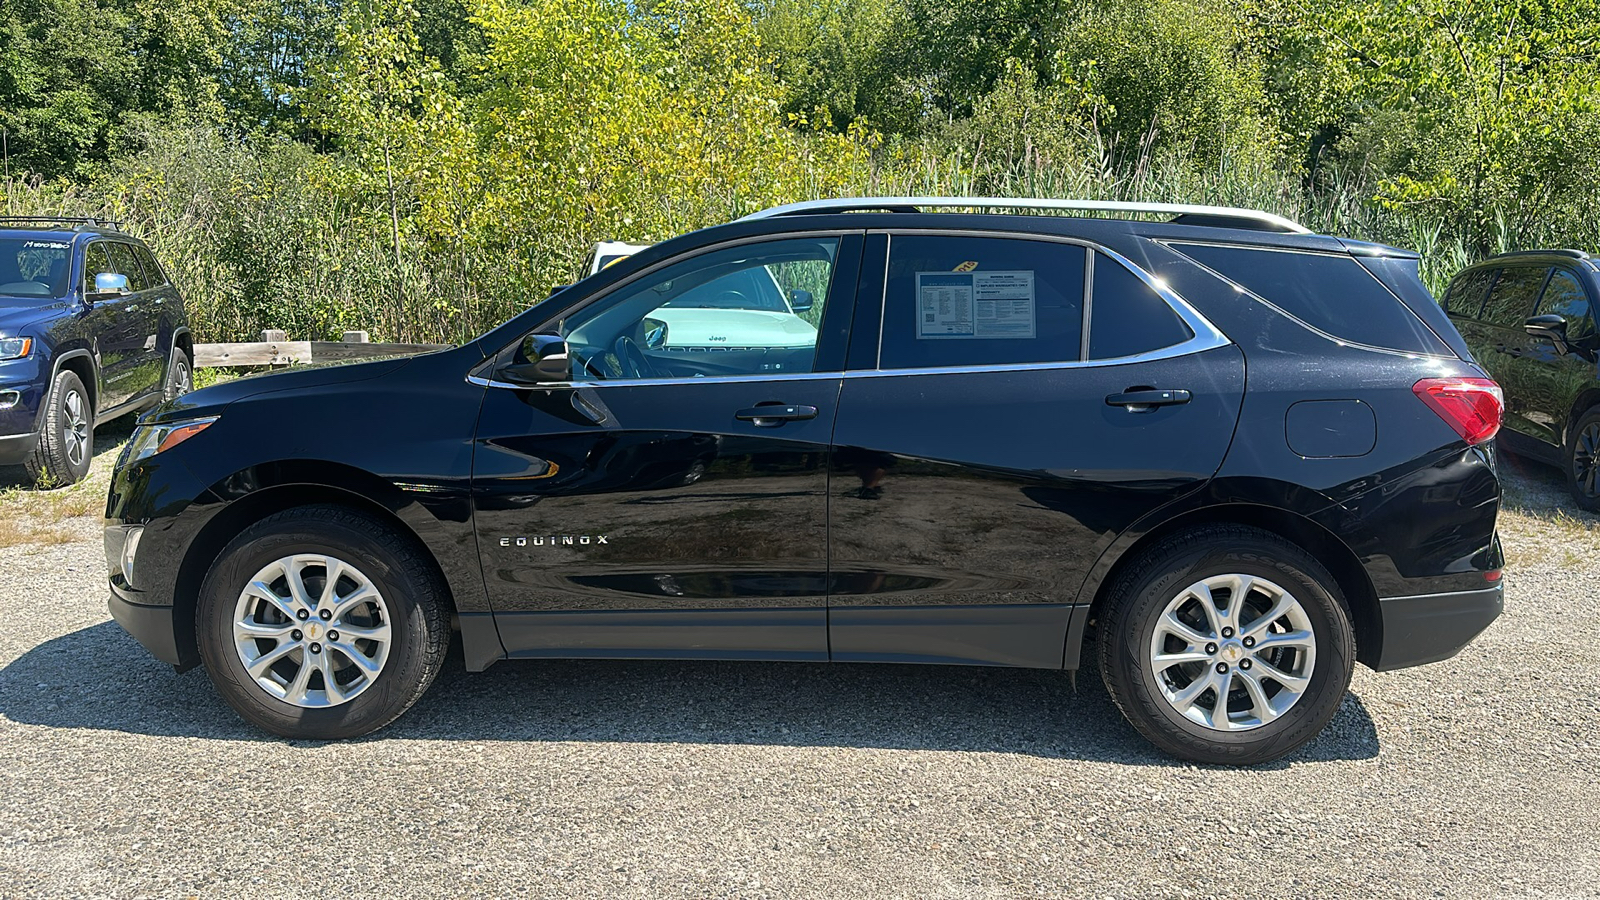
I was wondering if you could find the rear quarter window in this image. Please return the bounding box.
[1089,254,1193,359]
[1172,243,1449,354]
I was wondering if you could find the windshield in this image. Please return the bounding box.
[659,268,790,313]
[0,238,72,302]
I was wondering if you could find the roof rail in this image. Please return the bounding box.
[739,197,1311,234]
[0,215,124,231]
[1487,248,1590,261]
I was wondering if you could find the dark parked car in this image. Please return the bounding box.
[0,217,193,485]
[1441,250,1600,510]
[106,198,1504,765]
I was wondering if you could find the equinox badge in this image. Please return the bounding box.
[500,535,610,547]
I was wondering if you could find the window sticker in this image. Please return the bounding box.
[23,241,69,250]
[916,270,1036,339]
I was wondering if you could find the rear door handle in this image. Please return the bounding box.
[1106,389,1192,410]
[735,404,819,427]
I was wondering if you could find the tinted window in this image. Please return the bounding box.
[1175,243,1446,354]
[1444,268,1496,316]
[880,235,1085,369]
[559,237,836,380]
[1536,269,1595,340]
[1480,267,1546,328]
[106,242,149,292]
[83,243,114,293]
[133,245,167,286]
[1089,254,1193,359]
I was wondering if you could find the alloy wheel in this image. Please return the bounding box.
[1148,573,1318,731]
[1575,422,1600,498]
[62,389,89,467]
[232,554,393,708]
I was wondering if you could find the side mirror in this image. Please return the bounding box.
[787,289,814,314]
[501,333,571,385]
[87,272,129,302]
[643,317,668,350]
[1525,314,1569,351]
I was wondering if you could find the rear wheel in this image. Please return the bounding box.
[24,368,93,487]
[1097,525,1355,765]
[164,347,194,401]
[196,505,450,740]
[1567,407,1600,512]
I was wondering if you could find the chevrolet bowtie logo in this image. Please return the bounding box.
[500,535,610,547]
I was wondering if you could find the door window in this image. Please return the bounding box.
[105,243,149,293]
[133,245,168,287]
[1443,268,1496,317]
[1479,267,1546,327]
[1088,253,1193,359]
[558,237,838,380]
[83,243,114,293]
[879,235,1086,369]
[1535,269,1595,340]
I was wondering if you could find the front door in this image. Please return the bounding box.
[827,232,1246,668]
[80,241,142,412]
[473,233,861,660]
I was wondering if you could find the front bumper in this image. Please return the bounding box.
[0,430,38,465]
[1373,582,1503,671]
[108,583,196,670]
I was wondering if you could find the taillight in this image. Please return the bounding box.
[1412,377,1502,445]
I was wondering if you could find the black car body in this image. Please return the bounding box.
[0,218,193,484]
[1442,250,1600,509]
[105,199,1505,764]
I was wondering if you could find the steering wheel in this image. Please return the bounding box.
[612,335,656,379]
[711,290,749,309]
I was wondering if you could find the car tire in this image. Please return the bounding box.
[164,347,194,401]
[24,368,93,487]
[1565,407,1600,512]
[196,505,450,740]
[1097,525,1356,766]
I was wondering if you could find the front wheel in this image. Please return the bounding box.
[196,505,450,740]
[24,368,93,487]
[1097,525,1355,765]
[1566,407,1600,512]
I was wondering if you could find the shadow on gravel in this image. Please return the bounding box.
[1,620,1381,767]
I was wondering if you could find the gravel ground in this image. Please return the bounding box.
[1,451,1598,899]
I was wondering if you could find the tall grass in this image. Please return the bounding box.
[5,125,1591,343]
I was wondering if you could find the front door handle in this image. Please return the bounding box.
[735,403,819,427]
[1106,388,1192,410]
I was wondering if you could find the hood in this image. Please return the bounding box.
[143,356,418,425]
[0,301,66,335]
[650,308,818,348]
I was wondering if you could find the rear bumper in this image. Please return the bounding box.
[1373,583,1503,671]
[0,430,37,465]
[108,585,195,670]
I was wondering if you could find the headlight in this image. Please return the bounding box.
[124,416,218,465]
[0,337,32,360]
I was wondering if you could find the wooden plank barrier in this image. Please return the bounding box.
[193,329,448,369]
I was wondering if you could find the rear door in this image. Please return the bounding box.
[473,233,862,660]
[826,232,1246,668]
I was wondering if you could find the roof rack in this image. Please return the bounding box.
[739,197,1311,234]
[1487,248,1590,261]
[0,215,124,231]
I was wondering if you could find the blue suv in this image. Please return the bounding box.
[0,218,193,485]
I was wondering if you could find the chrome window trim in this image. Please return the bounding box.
[1080,250,1095,361]
[468,371,844,391]
[869,229,1228,372]
[1158,239,1458,360]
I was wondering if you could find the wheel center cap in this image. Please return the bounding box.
[305,622,323,641]
[1219,641,1244,663]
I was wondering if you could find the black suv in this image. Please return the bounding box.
[0,218,193,485]
[1441,250,1600,509]
[105,198,1504,765]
